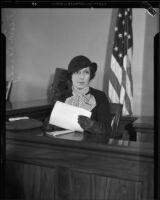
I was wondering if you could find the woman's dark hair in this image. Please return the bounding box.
[89,66,96,80]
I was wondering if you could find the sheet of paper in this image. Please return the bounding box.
[46,130,74,136]
[46,130,84,141]
[49,101,91,132]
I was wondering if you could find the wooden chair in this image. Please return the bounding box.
[109,103,123,139]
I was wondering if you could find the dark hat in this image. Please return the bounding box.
[68,55,97,74]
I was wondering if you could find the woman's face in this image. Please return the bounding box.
[72,67,91,89]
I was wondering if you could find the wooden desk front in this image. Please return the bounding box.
[6,130,154,200]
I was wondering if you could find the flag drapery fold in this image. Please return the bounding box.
[108,8,133,116]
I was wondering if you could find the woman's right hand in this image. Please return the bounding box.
[43,116,55,132]
[43,116,64,132]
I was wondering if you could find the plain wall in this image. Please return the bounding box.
[3,8,112,100]
[2,8,159,116]
[141,10,159,116]
[132,8,159,116]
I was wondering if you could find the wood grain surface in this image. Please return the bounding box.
[6,131,154,200]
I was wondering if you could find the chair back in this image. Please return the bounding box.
[47,68,70,103]
[109,103,123,138]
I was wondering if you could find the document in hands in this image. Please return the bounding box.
[46,130,84,141]
[46,129,74,137]
[49,101,91,132]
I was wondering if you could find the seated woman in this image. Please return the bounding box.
[44,55,112,141]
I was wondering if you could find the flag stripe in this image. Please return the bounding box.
[110,55,122,85]
[109,56,122,98]
[107,8,133,116]
[124,92,132,114]
[108,71,121,99]
[108,81,120,103]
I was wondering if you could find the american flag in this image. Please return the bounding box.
[108,8,133,116]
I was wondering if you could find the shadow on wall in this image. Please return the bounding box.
[102,9,118,97]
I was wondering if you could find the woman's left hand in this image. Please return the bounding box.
[78,115,110,136]
[78,115,94,130]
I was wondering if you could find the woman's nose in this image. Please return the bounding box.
[78,72,84,79]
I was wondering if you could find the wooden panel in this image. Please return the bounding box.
[136,131,154,142]
[5,161,57,200]
[5,161,24,199]
[70,170,143,200]
[70,170,93,200]
[6,130,154,200]
[133,116,154,142]
[40,167,57,200]
[6,140,153,183]
[57,167,70,200]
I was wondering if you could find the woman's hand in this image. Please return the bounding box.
[78,115,110,137]
[43,117,55,132]
[78,115,94,130]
